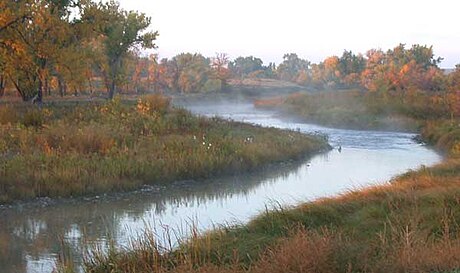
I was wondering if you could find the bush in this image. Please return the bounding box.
[137,94,171,116]
[21,107,52,127]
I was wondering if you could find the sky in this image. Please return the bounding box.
[115,0,460,68]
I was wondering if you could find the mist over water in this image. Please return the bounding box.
[0,100,441,273]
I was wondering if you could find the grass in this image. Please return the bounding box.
[71,90,460,273]
[255,90,452,132]
[0,95,329,204]
[75,159,460,273]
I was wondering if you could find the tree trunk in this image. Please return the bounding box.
[46,77,51,96]
[34,59,47,104]
[10,76,28,101]
[0,75,6,97]
[87,76,93,95]
[36,78,43,104]
[108,80,116,99]
[107,58,121,99]
[58,75,67,97]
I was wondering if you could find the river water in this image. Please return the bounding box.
[0,101,442,273]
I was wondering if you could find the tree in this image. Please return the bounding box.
[0,73,5,97]
[361,44,443,93]
[322,56,340,88]
[82,0,158,99]
[1,0,77,102]
[228,56,264,78]
[277,53,310,82]
[361,49,388,92]
[0,0,32,34]
[211,53,230,90]
[174,53,210,93]
[338,50,366,87]
[445,65,460,121]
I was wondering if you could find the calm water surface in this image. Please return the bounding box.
[0,101,442,273]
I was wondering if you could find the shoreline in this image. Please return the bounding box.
[79,94,460,273]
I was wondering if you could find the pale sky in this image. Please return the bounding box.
[116,0,460,68]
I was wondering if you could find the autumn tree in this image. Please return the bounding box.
[211,53,230,90]
[445,65,460,120]
[361,49,387,92]
[363,44,443,93]
[321,56,341,88]
[0,0,79,102]
[277,53,311,83]
[0,0,32,33]
[174,53,210,93]
[81,0,157,99]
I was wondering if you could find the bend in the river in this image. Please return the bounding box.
[0,100,442,273]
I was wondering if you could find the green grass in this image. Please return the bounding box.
[0,95,329,204]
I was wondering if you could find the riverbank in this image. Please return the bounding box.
[255,90,460,156]
[254,90,452,132]
[0,95,330,204]
[82,158,460,273]
[78,92,460,273]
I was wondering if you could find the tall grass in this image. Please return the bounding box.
[0,95,329,203]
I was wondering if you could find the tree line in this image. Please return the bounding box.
[0,0,157,102]
[1,0,459,106]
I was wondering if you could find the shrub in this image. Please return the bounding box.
[137,94,171,116]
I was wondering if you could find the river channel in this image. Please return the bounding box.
[0,101,442,273]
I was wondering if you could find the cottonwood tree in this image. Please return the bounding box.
[228,56,264,78]
[175,53,210,93]
[445,65,460,121]
[0,0,32,33]
[211,53,230,90]
[1,0,78,102]
[82,0,158,99]
[277,53,311,82]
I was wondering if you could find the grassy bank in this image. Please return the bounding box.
[77,159,460,273]
[255,90,452,132]
[77,91,460,273]
[76,153,460,273]
[0,95,329,204]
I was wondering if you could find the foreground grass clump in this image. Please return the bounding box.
[0,95,329,203]
[79,159,460,273]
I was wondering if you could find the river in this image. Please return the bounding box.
[0,101,442,273]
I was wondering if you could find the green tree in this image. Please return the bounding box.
[277,53,311,82]
[338,50,366,87]
[82,0,158,99]
[228,56,264,78]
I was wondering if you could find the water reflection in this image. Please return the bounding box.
[0,157,307,273]
[0,101,442,273]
